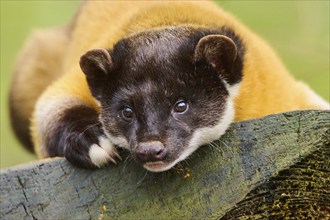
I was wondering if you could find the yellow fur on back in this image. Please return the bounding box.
[57,1,329,121]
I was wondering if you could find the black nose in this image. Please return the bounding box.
[136,141,166,162]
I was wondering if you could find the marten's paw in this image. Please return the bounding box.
[64,127,121,168]
[47,105,123,169]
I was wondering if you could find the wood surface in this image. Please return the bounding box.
[1,110,329,219]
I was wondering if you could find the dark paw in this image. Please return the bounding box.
[46,105,121,169]
[64,127,121,168]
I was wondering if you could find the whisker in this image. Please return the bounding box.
[122,154,134,173]
[172,163,184,171]
[99,106,114,112]
[209,142,217,150]
[218,139,230,149]
[136,170,149,185]
[232,102,242,110]
[77,122,101,139]
[182,159,189,167]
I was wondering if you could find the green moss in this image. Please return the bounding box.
[222,143,330,219]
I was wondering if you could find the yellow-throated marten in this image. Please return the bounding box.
[9,1,329,172]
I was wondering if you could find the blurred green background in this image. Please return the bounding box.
[1,1,329,169]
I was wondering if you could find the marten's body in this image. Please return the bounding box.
[10,1,328,172]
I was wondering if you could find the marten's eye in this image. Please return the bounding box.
[122,106,134,119]
[174,101,189,113]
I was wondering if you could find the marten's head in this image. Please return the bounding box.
[80,27,244,172]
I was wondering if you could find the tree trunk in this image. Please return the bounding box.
[1,110,329,219]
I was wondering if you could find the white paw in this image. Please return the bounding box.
[88,137,121,168]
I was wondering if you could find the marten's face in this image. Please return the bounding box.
[80,27,243,172]
[99,60,233,172]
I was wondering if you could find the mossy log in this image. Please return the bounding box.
[1,110,329,219]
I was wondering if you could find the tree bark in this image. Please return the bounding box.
[1,110,329,219]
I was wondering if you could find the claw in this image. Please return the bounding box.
[98,136,121,162]
[114,151,122,161]
[109,156,117,165]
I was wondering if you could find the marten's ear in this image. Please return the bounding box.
[194,35,242,85]
[80,49,113,100]
[80,48,112,78]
